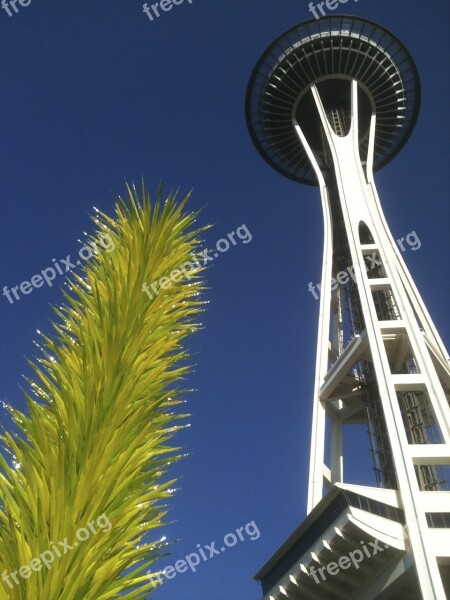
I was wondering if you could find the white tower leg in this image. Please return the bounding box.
[299,79,450,600]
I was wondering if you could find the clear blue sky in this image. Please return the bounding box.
[1,1,449,598]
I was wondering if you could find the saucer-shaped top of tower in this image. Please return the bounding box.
[245,16,421,185]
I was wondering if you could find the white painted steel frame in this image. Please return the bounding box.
[295,79,450,599]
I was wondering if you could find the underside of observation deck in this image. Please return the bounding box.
[245,16,420,185]
[255,486,450,600]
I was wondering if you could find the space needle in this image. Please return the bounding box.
[246,16,450,600]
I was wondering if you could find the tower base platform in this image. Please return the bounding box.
[255,485,450,599]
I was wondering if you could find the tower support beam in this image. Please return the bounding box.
[248,16,450,599]
[299,78,448,599]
